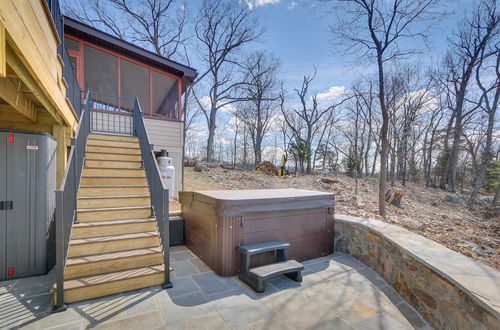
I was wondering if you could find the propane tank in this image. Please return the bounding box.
[157,150,175,200]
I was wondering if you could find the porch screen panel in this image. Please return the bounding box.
[120,59,150,113]
[65,38,79,51]
[84,45,118,96]
[151,70,178,119]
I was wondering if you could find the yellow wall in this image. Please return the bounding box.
[0,0,79,185]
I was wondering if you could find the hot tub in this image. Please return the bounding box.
[179,189,335,276]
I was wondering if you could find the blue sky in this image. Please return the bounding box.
[187,0,475,99]
[63,0,476,100]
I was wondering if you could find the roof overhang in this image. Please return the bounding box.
[63,16,198,81]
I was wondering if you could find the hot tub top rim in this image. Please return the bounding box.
[180,188,335,208]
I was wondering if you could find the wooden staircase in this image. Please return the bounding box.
[60,133,165,304]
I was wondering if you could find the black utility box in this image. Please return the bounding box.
[169,216,184,246]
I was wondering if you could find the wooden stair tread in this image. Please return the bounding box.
[80,185,148,188]
[67,247,162,266]
[89,133,136,139]
[84,166,143,170]
[70,231,158,245]
[78,195,150,200]
[74,218,155,227]
[85,158,141,162]
[85,151,139,155]
[82,176,145,178]
[64,265,164,290]
[86,143,139,149]
[77,205,150,212]
[88,137,138,142]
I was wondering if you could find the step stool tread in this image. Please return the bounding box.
[238,240,290,255]
[249,260,303,279]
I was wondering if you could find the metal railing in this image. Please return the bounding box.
[132,99,171,287]
[54,91,91,312]
[45,0,82,116]
[89,92,135,135]
[62,47,82,116]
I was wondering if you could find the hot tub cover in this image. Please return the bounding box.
[179,189,335,216]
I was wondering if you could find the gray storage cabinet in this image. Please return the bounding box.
[0,131,57,280]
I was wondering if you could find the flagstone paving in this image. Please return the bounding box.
[0,246,431,329]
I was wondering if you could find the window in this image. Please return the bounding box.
[120,59,150,112]
[65,38,80,51]
[151,70,178,119]
[84,45,118,95]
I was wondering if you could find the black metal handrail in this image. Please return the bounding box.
[88,92,135,135]
[132,99,171,287]
[62,45,82,116]
[54,91,91,312]
[45,0,82,116]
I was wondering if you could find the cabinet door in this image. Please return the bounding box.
[5,133,44,278]
[0,133,7,280]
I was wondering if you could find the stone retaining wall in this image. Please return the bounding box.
[334,215,499,330]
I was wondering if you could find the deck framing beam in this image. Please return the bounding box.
[0,75,37,122]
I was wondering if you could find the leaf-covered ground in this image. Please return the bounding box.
[178,166,499,270]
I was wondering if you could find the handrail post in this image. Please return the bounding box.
[53,190,67,313]
[161,188,172,288]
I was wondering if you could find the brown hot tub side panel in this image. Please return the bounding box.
[183,207,216,269]
[180,189,335,276]
[214,215,244,276]
[242,208,333,271]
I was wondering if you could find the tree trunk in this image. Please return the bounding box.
[243,127,248,169]
[206,124,215,162]
[469,86,498,204]
[371,140,379,177]
[233,124,238,167]
[439,114,455,189]
[426,131,436,188]
[447,113,462,193]
[306,129,313,174]
[254,145,261,165]
[377,54,389,218]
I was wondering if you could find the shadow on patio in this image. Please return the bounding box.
[0,246,430,329]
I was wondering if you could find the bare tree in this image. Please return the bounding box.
[468,44,499,204]
[64,0,187,58]
[422,91,445,188]
[280,69,349,174]
[229,114,241,167]
[183,91,201,129]
[236,51,280,165]
[443,0,499,193]
[193,0,261,162]
[325,0,443,218]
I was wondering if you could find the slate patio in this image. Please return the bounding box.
[0,246,430,329]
